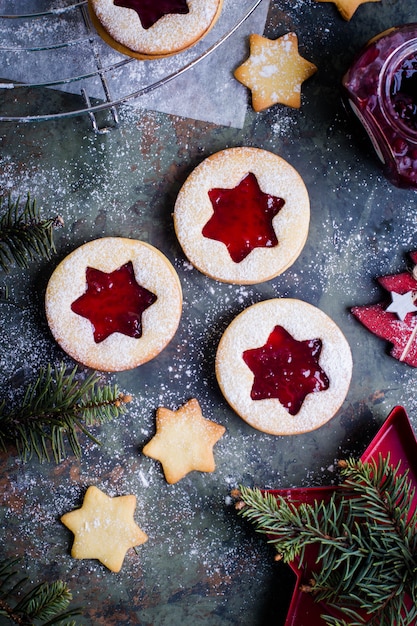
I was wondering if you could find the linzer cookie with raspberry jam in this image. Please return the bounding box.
[45,237,182,371]
[173,147,310,284]
[215,299,352,435]
[88,0,223,59]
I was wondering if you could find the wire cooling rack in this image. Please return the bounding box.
[0,0,263,132]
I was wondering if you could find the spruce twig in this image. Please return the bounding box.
[0,557,81,625]
[235,456,417,626]
[0,363,132,463]
[0,194,63,273]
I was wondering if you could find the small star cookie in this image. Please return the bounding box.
[142,399,226,484]
[234,32,317,112]
[315,0,380,20]
[61,486,148,572]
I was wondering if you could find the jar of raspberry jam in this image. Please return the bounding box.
[342,24,417,189]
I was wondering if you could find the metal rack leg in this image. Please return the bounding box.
[80,4,120,133]
[81,87,119,134]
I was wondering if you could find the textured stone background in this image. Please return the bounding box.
[1,0,417,624]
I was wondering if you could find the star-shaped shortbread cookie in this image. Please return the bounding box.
[142,398,226,484]
[61,486,148,572]
[234,33,317,112]
[316,0,380,20]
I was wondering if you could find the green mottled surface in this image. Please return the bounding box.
[1,0,417,624]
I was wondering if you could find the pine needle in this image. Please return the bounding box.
[0,193,63,273]
[235,456,417,625]
[0,557,81,625]
[0,363,132,463]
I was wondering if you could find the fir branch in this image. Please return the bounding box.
[0,194,63,273]
[0,363,132,463]
[235,456,417,626]
[0,557,81,625]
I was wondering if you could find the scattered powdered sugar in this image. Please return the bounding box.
[2,1,417,621]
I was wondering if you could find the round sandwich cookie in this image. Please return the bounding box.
[45,237,182,371]
[88,0,223,59]
[215,298,352,435]
[173,147,310,284]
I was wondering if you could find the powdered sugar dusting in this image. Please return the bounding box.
[2,0,417,619]
[91,0,221,55]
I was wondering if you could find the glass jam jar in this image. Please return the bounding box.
[342,24,417,189]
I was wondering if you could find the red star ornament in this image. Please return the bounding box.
[113,0,189,30]
[71,261,157,343]
[266,405,417,625]
[202,172,285,263]
[351,251,417,366]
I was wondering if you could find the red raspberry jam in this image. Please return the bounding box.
[343,24,417,189]
[202,172,285,263]
[242,325,329,415]
[391,51,417,133]
[113,0,189,30]
[71,261,157,343]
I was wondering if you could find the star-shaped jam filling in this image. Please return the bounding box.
[202,172,285,263]
[71,261,157,343]
[113,0,189,30]
[242,325,330,415]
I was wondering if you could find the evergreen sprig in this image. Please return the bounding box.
[0,364,132,463]
[0,557,81,625]
[0,194,63,273]
[235,455,417,626]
